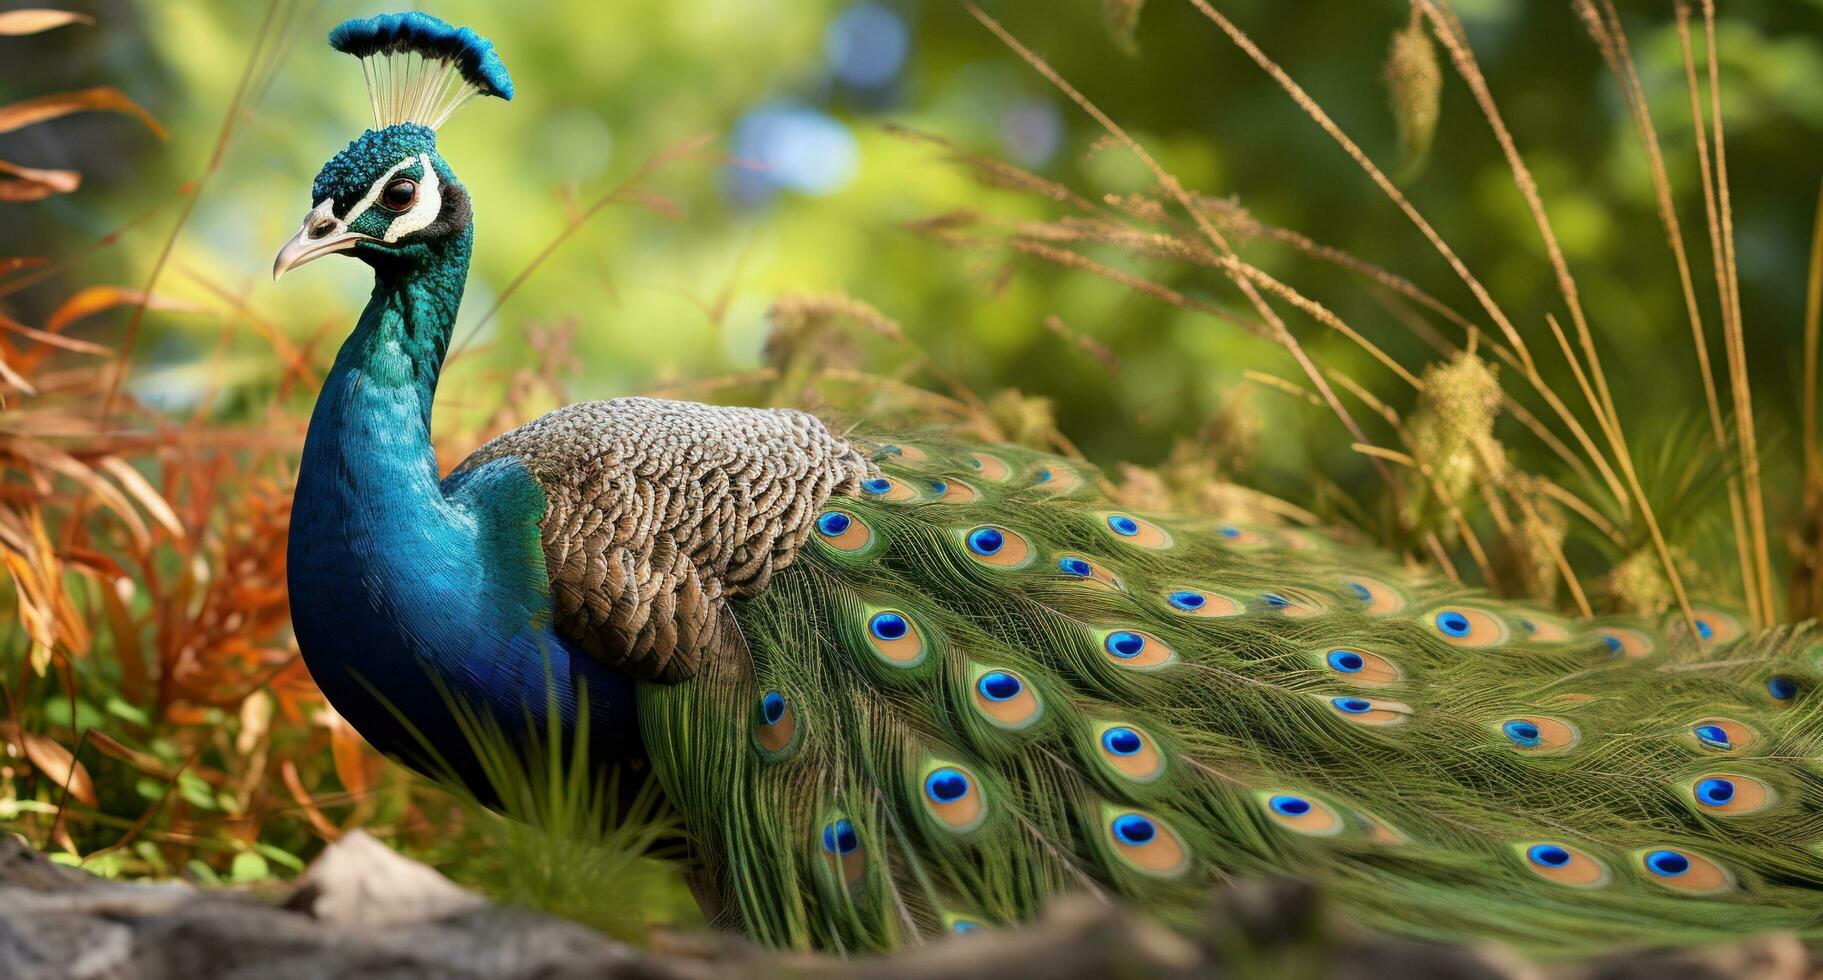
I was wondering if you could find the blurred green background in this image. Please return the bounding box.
[5,0,1823,590]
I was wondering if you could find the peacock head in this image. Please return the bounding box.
[273,12,511,280]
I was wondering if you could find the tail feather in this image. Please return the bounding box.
[639,437,1823,953]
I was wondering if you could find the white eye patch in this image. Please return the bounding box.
[382,155,441,242]
[344,153,444,242]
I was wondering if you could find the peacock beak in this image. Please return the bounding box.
[272,204,373,280]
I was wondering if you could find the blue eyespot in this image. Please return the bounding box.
[816,512,851,536]
[880,444,900,455]
[1107,515,1140,536]
[1602,633,1624,654]
[1326,650,1365,673]
[1502,720,1542,747]
[869,612,909,641]
[1105,631,1146,658]
[862,478,892,495]
[952,919,982,935]
[1268,795,1311,817]
[821,819,859,855]
[1218,527,1241,539]
[1695,778,1736,807]
[1693,724,1731,750]
[1167,590,1206,610]
[1435,611,1472,637]
[968,456,983,469]
[1101,727,1142,756]
[760,691,786,725]
[1768,676,1798,700]
[1111,813,1155,845]
[1059,557,1092,577]
[977,671,1022,701]
[928,480,948,495]
[1263,593,1291,608]
[1519,618,1538,634]
[1645,849,1689,877]
[1527,844,1571,868]
[967,527,1005,556]
[1347,581,1372,601]
[925,768,970,804]
[1331,697,1372,714]
[1696,620,1714,641]
[1036,468,1053,483]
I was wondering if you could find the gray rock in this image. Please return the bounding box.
[0,834,1813,979]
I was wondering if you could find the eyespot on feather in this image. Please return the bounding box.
[1056,554,1122,591]
[1498,716,1579,755]
[920,763,987,832]
[1667,607,1744,645]
[1342,577,1406,615]
[813,510,873,554]
[1165,588,1243,617]
[863,608,926,666]
[1257,791,1343,836]
[1597,626,1655,659]
[1685,773,1776,816]
[1517,842,1609,888]
[1689,717,1755,753]
[1101,512,1173,549]
[1094,722,1165,782]
[859,475,919,501]
[1260,588,1329,618]
[877,443,927,463]
[1323,694,1411,727]
[1514,612,1575,643]
[1104,808,1190,877]
[1320,648,1400,687]
[1099,629,1177,670]
[753,689,799,756]
[1635,847,1734,894]
[818,817,866,885]
[969,453,1012,482]
[1765,675,1800,704]
[958,525,1032,569]
[1428,606,1510,647]
[971,666,1043,730]
[929,479,979,504]
[1031,463,1082,493]
[1214,524,1272,549]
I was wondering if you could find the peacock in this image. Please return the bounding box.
[276,12,1823,957]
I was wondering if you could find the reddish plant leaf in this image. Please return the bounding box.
[0,86,166,139]
[46,285,207,335]
[0,9,94,35]
[0,257,50,276]
[15,729,98,807]
[0,159,80,201]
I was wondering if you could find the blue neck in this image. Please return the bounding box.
[288,231,637,788]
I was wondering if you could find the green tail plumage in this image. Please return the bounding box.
[639,436,1823,955]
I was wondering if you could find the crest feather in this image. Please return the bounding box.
[328,12,513,130]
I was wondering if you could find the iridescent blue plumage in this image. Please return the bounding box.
[329,11,514,99]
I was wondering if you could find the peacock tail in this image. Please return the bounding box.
[639,435,1823,954]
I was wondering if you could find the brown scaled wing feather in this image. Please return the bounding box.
[454,397,871,682]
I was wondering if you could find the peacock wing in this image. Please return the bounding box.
[448,396,869,681]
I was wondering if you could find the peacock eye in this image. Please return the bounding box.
[379,178,418,212]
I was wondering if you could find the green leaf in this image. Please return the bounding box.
[229,851,270,883]
[254,842,306,873]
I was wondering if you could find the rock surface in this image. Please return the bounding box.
[0,833,1812,979]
